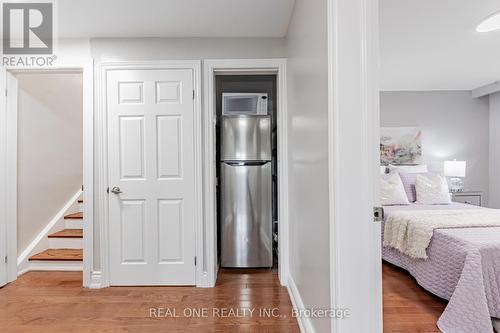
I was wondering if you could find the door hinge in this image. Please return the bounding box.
[106,187,109,194]
[373,207,383,222]
[5,90,7,97]
[192,90,195,100]
[4,256,7,263]
[194,256,197,266]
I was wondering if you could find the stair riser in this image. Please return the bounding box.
[28,262,83,271]
[49,238,83,249]
[65,220,83,229]
[78,202,83,211]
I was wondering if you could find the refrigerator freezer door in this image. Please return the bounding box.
[221,116,271,161]
[221,162,273,267]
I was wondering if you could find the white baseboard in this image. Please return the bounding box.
[89,271,103,289]
[17,189,83,274]
[17,266,31,277]
[287,276,316,333]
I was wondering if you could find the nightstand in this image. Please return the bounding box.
[451,191,483,207]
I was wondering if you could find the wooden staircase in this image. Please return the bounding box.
[48,229,83,238]
[29,249,82,261]
[28,199,83,265]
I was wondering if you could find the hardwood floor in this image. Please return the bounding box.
[0,262,448,332]
[0,268,299,333]
[383,261,447,333]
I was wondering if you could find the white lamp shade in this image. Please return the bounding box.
[444,160,466,177]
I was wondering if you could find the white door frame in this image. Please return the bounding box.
[0,64,94,287]
[96,60,203,287]
[328,0,382,332]
[0,68,6,287]
[201,59,288,287]
[0,69,17,284]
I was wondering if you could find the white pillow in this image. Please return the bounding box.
[415,174,451,205]
[380,174,410,206]
[388,164,428,174]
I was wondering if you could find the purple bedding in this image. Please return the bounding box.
[382,203,500,333]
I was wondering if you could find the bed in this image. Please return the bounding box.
[382,202,500,333]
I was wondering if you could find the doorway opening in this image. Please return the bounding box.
[201,59,288,288]
[17,71,84,275]
[215,74,278,269]
[0,68,92,288]
[379,2,500,332]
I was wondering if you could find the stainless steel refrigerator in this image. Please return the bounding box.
[220,115,273,268]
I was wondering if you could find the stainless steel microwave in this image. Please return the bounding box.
[222,93,268,115]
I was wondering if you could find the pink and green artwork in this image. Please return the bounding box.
[380,127,422,165]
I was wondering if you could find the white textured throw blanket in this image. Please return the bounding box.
[383,208,500,259]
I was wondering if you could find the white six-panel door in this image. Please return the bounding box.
[107,68,196,285]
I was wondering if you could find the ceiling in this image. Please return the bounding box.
[381,0,500,91]
[58,1,500,91]
[57,0,295,38]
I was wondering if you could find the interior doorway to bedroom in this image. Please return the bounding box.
[379,1,500,332]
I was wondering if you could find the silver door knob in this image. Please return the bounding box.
[110,186,122,194]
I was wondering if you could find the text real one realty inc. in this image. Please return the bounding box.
[150,307,283,318]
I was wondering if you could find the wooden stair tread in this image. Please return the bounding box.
[48,229,82,238]
[78,199,83,203]
[29,249,82,261]
[64,212,83,219]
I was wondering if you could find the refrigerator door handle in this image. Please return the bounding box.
[224,161,270,166]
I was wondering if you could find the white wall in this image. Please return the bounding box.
[489,92,500,208]
[55,39,92,66]
[90,37,285,62]
[285,0,331,332]
[380,91,490,203]
[17,73,83,253]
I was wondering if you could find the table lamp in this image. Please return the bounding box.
[444,160,466,192]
